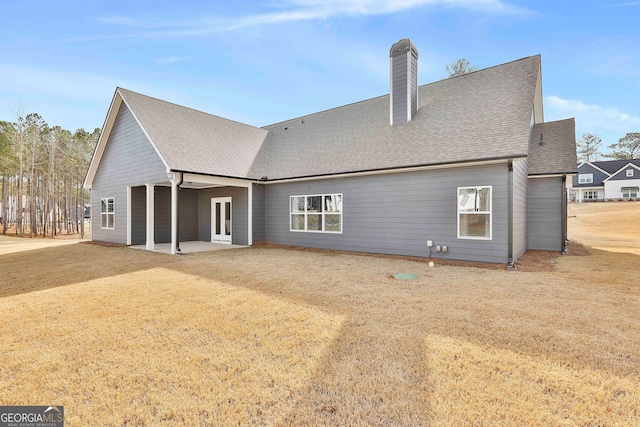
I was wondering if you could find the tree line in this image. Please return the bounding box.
[0,113,99,237]
[577,132,640,162]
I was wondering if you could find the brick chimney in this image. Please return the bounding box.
[390,39,418,125]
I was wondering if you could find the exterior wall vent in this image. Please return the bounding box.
[389,39,419,126]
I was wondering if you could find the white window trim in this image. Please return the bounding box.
[457,186,492,241]
[578,173,593,184]
[101,197,115,230]
[290,194,343,234]
[626,169,634,177]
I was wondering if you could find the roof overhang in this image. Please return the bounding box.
[260,155,526,184]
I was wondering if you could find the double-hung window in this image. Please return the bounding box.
[578,173,593,184]
[458,186,492,240]
[290,194,342,233]
[101,197,115,229]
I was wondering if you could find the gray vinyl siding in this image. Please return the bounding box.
[252,183,266,243]
[528,177,563,251]
[128,185,198,245]
[91,103,168,244]
[410,53,418,117]
[178,189,199,242]
[573,164,608,187]
[391,53,408,125]
[130,186,146,245]
[512,158,528,259]
[197,186,249,245]
[265,164,510,263]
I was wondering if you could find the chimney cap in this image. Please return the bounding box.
[390,38,418,58]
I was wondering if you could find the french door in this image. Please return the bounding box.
[211,197,232,243]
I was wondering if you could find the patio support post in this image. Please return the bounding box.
[170,174,178,255]
[146,183,155,250]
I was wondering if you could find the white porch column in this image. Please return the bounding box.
[170,175,179,255]
[247,184,253,246]
[146,184,155,250]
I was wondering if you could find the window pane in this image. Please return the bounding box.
[458,188,490,212]
[324,194,342,212]
[225,202,231,235]
[107,214,114,229]
[325,214,341,232]
[307,214,322,230]
[101,214,107,228]
[291,214,305,230]
[291,196,305,213]
[307,196,322,212]
[107,199,114,213]
[101,199,107,214]
[459,213,490,238]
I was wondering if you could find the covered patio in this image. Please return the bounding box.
[128,172,254,254]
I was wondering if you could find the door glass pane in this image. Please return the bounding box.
[225,202,231,235]
[215,202,221,234]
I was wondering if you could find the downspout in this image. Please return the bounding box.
[176,172,184,253]
[507,159,515,269]
[561,174,568,254]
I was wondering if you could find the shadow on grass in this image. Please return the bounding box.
[0,242,173,298]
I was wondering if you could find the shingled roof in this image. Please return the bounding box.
[118,88,268,179]
[254,55,542,180]
[529,119,578,175]
[88,53,571,186]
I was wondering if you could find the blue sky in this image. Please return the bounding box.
[1,0,639,156]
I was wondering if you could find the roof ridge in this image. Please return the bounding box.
[261,54,541,129]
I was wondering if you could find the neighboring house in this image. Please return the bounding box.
[84,39,577,265]
[569,159,640,202]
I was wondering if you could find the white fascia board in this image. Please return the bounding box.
[602,162,640,182]
[83,90,122,189]
[117,89,171,174]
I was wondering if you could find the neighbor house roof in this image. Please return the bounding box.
[253,55,542,180]
[529,119,578,175]
[590,159,640,175]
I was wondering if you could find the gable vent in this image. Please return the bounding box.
[390,39,419,126]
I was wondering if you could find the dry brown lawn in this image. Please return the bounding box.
[568,200,640,255]
[1,203,639,426]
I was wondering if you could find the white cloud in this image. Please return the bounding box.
[93,0,533,39]
[154,56,188,66]
[545,95,640,146]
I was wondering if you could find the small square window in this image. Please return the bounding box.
[626,169,634,177]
